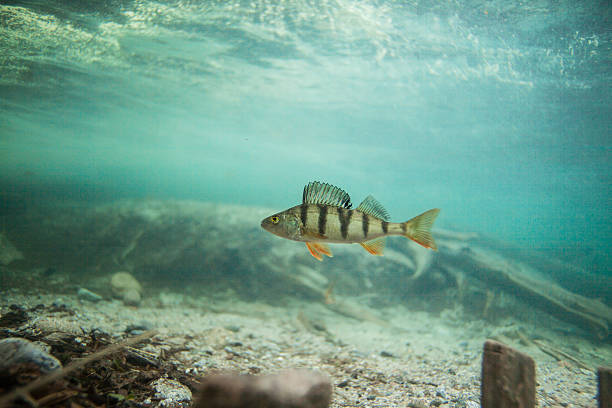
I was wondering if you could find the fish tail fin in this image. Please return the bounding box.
[402,208,440,250]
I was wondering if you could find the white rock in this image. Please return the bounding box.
[151,378,192,408]
[110,271,142,306]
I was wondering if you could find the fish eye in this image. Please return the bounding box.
[270,216,280,224]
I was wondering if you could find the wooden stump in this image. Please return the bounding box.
[481,340,535,408]
[599,367,612,408]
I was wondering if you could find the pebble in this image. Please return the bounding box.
[52,298,71,308]
[337,379,350,388]
[0,337,62,373]
[454,401,479,408]
[151,378,192,408]
[110,271,142,306]
[77,288,103,302]
[125,320,154,333]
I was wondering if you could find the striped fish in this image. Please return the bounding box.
[261,181,440,261]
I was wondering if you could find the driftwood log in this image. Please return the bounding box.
[461,247,611,339]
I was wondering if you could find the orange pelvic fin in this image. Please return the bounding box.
[305,242,333,261]
[359,237,386,256]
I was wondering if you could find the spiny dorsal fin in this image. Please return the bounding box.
[356,195,390,221]
[302,181,352,208]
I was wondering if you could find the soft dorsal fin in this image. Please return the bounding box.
[356,195,390,220]
[302,181,352,208]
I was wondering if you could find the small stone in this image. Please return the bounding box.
[126,321,154,333]
[110,272,143,306]
[77,287,103,302]
[436,386,447,398]
[407,399,427,408]
[151,378,192,408]
[224,347,241,357]
[380,350,395,358]
[0,337,61,374]
[195,369,331,408]
[337,379,349,388]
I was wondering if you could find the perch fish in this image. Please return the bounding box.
[261,181,440,261]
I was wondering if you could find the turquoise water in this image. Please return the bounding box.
[1,3,612,406]
[1,1,609,271]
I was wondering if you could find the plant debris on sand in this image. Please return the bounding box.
[0,307,199,408]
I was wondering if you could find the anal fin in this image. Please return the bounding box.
[359,237,386,256]
[306,242,333,261]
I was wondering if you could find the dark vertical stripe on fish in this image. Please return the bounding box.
[338,208,352,240]
[300,204,308,228]
[318,205,327,236]
[401,222,407,234]
[382,221,388,234]
[362,214,369,238]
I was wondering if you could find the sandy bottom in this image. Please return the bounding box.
[2,287,609,408]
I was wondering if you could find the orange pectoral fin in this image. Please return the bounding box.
[305,242,333,261]
[359,238,385,256]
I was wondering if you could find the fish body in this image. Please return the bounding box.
[261,181,440,261]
